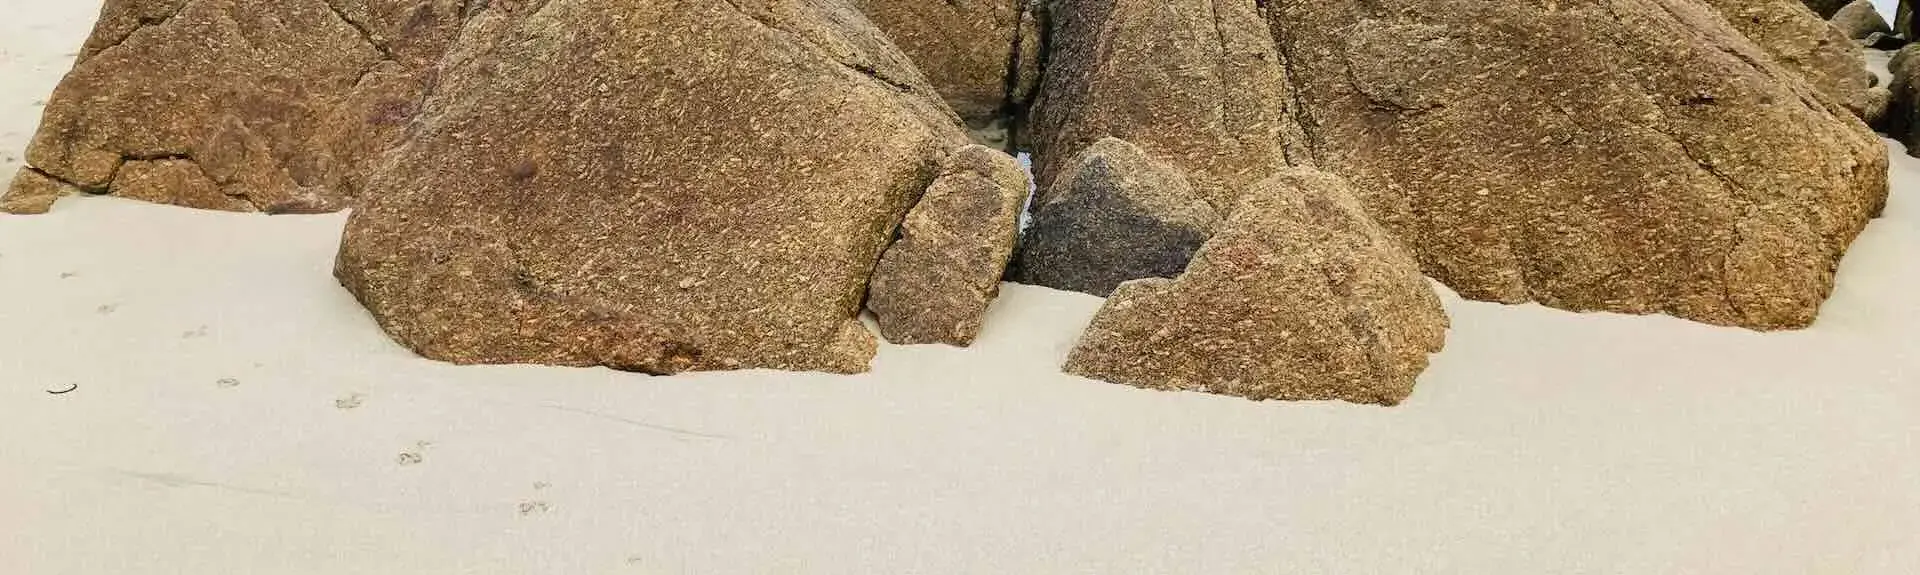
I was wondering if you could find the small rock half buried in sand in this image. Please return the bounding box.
[1065,168,1449,406]
[2,168,80,214]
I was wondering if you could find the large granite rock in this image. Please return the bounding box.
[335,0,968,374]
[1012,138,1218,297]
[1832,0,1895,39]
[1028,0,1312,213]
[866,145,1030,346]
[1065,168,1449,406]
[855,0,1042,139]
[1271,0,1887,331]
[12,0,470,212]
[1700,0,1875,117]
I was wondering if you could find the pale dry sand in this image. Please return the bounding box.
[3,3,1919,574]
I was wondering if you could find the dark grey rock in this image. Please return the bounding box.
[1011,138,1218,297]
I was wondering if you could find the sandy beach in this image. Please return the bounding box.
[3,2,1918,573]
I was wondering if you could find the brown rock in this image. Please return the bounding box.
[16,0,469,212]
[1028,0,1312,213]
[2,169,82,215]
[334,0,967,374]
[1272,0,1887,331]
[1012,138,1219,297]
[856,0,1042,139]
[1700,0,1875,116]
[867,145,1031,346]
[1833,0,1895,39]
[112,158,257,211]
[1064,168,1449,406]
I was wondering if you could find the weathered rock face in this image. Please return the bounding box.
[14,0,473,213]
[1028,0,1312,213]
[1272,0,1887,331]
[1012,138,1219,297]
[1700,0,1874,116]
[855,0,1041,139]
[1065,168,1449,406]
[867,145,1030,346]
[334,0,968,374]
[1832,0,1895,39]
[1,169,82,215]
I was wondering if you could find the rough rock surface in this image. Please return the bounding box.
[1273,0,1887,330]
[1700,0,1874,116]
[335,0,968,374]
[866,145,1030,346]
[1,169,82,215]
[1028,0,1312,213]
[1012,138,1218,297]
[15,0,469,212]
[856,0,1042,138]
[1832,0,1894,39]
[1064,168,1449,406]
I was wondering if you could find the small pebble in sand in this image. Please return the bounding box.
[334,393,366,409]
[396,452,424,465]
[216,378,240,388]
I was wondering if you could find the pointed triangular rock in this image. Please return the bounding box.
[1066,168,1449,405]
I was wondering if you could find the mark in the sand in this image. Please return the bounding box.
[109,468,299,499]
[518,500,552,516]
[96,303,117,314]
[538,403,729,440]
[217,377,240,389]
[181,325,209,338]
[46,383,78,395]
[58,271,77,279]
[335,393,366,409]
[396,440,432,465]
[533,481,551,490]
